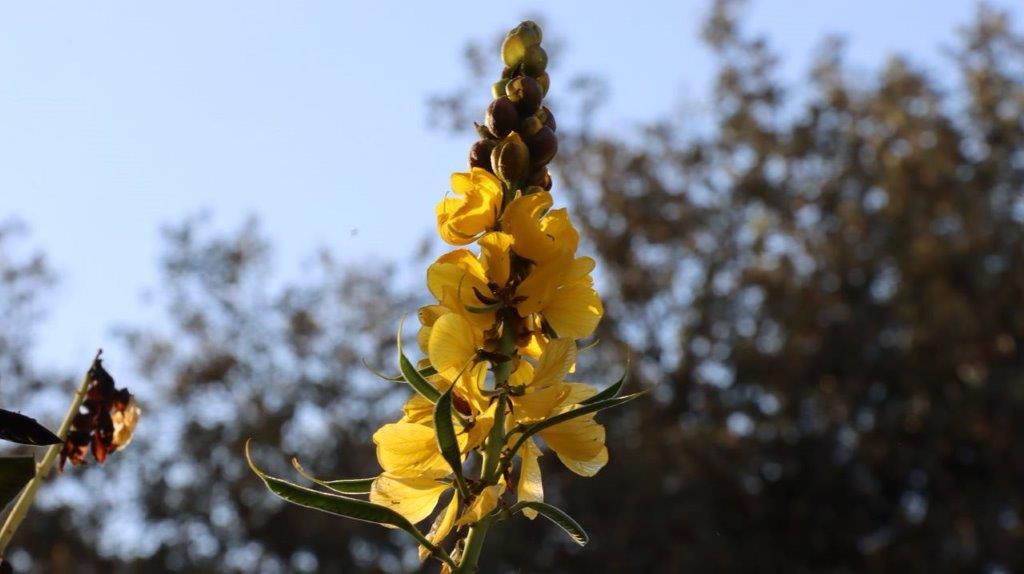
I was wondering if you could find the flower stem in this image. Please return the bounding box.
[456,318,516,573]
[0,351,98,556]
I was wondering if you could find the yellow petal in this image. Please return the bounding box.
[531,338,576,389]
[503,192,558,263]
[419,492,460,561]
[513,383,570,422]
[456,483,504,527]
[514,254,567,316]
[543,281,603,339]
[560,382,599,406]
[402,394,435,425]
[463,398,498,450]
[370,471,450,524]
[516,439,544,519]
[538,209,580,255]
[507,359,535,388]
[478,232,514,287]
[373,422,449,475]
[427,251,488,303]
[428,313,478,382]
[540,415,608,477]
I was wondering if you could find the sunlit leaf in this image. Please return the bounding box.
[290,457,375,494]
[433,385,469,498]
[397,319,441,403]
[511,501,588,546]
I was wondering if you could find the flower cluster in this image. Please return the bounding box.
[247,20,638,574]
[370,21,610,566]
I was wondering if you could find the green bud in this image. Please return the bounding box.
[520,116,543,137]
[514,21,543,47]
[501,34,527,68]
[536,72,550,96]
[490,132,530,184]
[521,45,548,76]
[492,79,509,99]
[469,140,497,171]
[485,97,520,139]
[506,76,543,115]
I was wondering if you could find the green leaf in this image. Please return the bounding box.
[511,392,644,455]
[397,318,441,403]
[246,441,455,568]
[433,385,470,499]
[0,456,36,508]
[579,368,628,406]
[512,501,588,546]
[290,457,375,494]
[362,358,436,383]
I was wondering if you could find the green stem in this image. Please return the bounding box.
[455,318,516,573]
[0,352,97,556]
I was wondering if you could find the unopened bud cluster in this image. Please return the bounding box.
[471,21,557,191]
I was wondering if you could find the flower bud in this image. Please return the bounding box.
[469,139,497,171]
[485,97,519,139]
[501,34,526,68]
[506,76,543,115]
[474,122,496,140]
[490,132,530,184]
[521,45,548,76]
[539,106,557,132]
[527,167,553,191]
[513,21,543,47]
[526,126,557,167]
[536,72,550,96]
[523,185,546,196]
[491,79,509,99]
[520,116,543,137]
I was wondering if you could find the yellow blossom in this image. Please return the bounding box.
[436,168,504,245]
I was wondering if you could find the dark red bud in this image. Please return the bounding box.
[485,97,519,139]
[469,140,497,171]
[506,76,543,116]
[526,126,558,167]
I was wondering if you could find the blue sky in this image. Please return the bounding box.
[0,0,1017,371]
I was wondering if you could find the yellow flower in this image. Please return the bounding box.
[516,253,603,339]
[371,470,451,524]
[501,192,579,264]
[372,422,456,476]
[436,168,504,245]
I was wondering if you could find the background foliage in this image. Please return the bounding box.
[2,1,1023,572]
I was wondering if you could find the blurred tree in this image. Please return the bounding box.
[3,216,425,573]
[431,1,1024,572]
[2,1,1023,572]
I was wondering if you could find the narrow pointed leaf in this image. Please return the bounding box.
[246,441,454,568]
[512,501,588,546]
[291,458,375,494]
[397,319,441,403]
[579,369,628,406]
[511,392,645,455]
[433,385,469,499]
[0,456,37,508]
[0,409,61,446]
[363,358,436,383]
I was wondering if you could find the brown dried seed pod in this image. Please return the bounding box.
[485,97,519,139]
